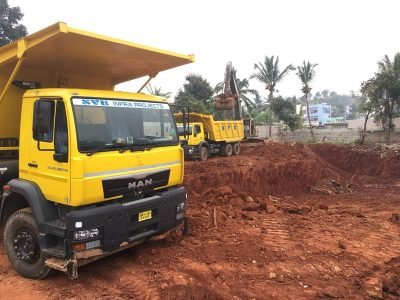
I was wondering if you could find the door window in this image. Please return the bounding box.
[33,100,55,142]
[54,102,68,157]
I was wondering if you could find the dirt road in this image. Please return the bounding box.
[0,143,399,299]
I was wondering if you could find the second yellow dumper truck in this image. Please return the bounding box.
[175,113,244,161]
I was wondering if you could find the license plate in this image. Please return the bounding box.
[138,210,152,222]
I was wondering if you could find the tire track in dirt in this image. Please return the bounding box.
[46,254,160,299]
[354,229,400,263]
[260,215,291,251]
[117,267,160,300]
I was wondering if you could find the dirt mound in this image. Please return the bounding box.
[311,143,400,178]
[184,142,343,198]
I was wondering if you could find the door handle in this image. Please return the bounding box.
[28,163,38,168]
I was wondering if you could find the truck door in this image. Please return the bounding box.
[192,124,204,145]
[28,99,71,204]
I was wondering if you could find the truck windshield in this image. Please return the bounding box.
[72,98,178,153]
[177,125,192,136]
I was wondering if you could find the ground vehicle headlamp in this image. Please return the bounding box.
[176,202,186,220]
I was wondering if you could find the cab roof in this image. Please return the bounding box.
[0,22,194,85]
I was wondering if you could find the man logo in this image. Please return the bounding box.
[128,179,153,189]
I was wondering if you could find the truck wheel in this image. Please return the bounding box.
[224,144,233,157]
[233,143,241,155]
[4,208,51,279]
[200,146,208,161]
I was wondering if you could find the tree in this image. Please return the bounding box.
[174,74,213,114]
[250,55,295,137]
[359,81,378,144]
[145,84,172,99]
[362,53,400,143]
[297,60,318,142]
[270,96,302,132]
[251,92,268,120]
[214,71,258,114]
[0,0,28,46]
[181,74,213,104]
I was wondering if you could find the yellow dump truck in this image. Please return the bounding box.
[0,23,194,279]
[175,113,244,161]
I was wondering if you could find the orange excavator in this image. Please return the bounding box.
[214,62,257,138]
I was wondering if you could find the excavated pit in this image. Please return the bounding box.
[311,143,400,178]
[184,143,344,198]
[185,143,400,199]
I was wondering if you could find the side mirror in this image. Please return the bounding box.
[53,153,68,163]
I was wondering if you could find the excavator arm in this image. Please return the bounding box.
[215,61,242,120]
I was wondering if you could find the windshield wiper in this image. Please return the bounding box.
[86,143,124,156]
[118,144,150,153]
[118,138,152,154]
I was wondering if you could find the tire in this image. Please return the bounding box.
[224,144,233,157]
[199,146,208,161]
[4,208,51,279]
[233,143,241,155]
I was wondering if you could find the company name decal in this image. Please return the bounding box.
[73,98,169,109]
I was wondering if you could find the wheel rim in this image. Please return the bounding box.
[226,144,233,156]
[201,147,207,160]
[234,144,240,154]
[13,228,40,264]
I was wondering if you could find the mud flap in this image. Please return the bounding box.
[45,256,78,279]
[182,217,189,236]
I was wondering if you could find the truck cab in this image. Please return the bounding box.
[0,23,194,279]
[178,122,205,145]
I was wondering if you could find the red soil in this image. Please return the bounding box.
[0,142,399,299]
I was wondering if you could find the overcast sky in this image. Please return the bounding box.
[8,0,400,100]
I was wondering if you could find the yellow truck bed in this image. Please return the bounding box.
[183,113,244,142]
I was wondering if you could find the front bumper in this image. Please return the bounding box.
[41,186,187,258]
[182,145,198,159]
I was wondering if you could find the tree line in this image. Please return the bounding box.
[358,53,400,144]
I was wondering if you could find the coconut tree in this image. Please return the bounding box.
[250,56,295,137]
[368,53,400,143]
[146,84,172,99]
[297,60,318,142]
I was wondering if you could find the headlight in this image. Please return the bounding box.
[73,228,100,241]
[176,202,186,220]
[188,148,194,154]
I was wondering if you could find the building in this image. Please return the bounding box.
[303,103,331,126]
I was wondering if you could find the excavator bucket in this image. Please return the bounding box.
[214,93,237,110]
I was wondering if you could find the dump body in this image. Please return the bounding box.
[0,22,193,143]
[0,22,193,279]
[176,113,244,143]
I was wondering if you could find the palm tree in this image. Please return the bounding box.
[378,53,400,73]
[250,56,295,137]
[376,53,400,143]
[296,60,318,142]
[146,84,172,99]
